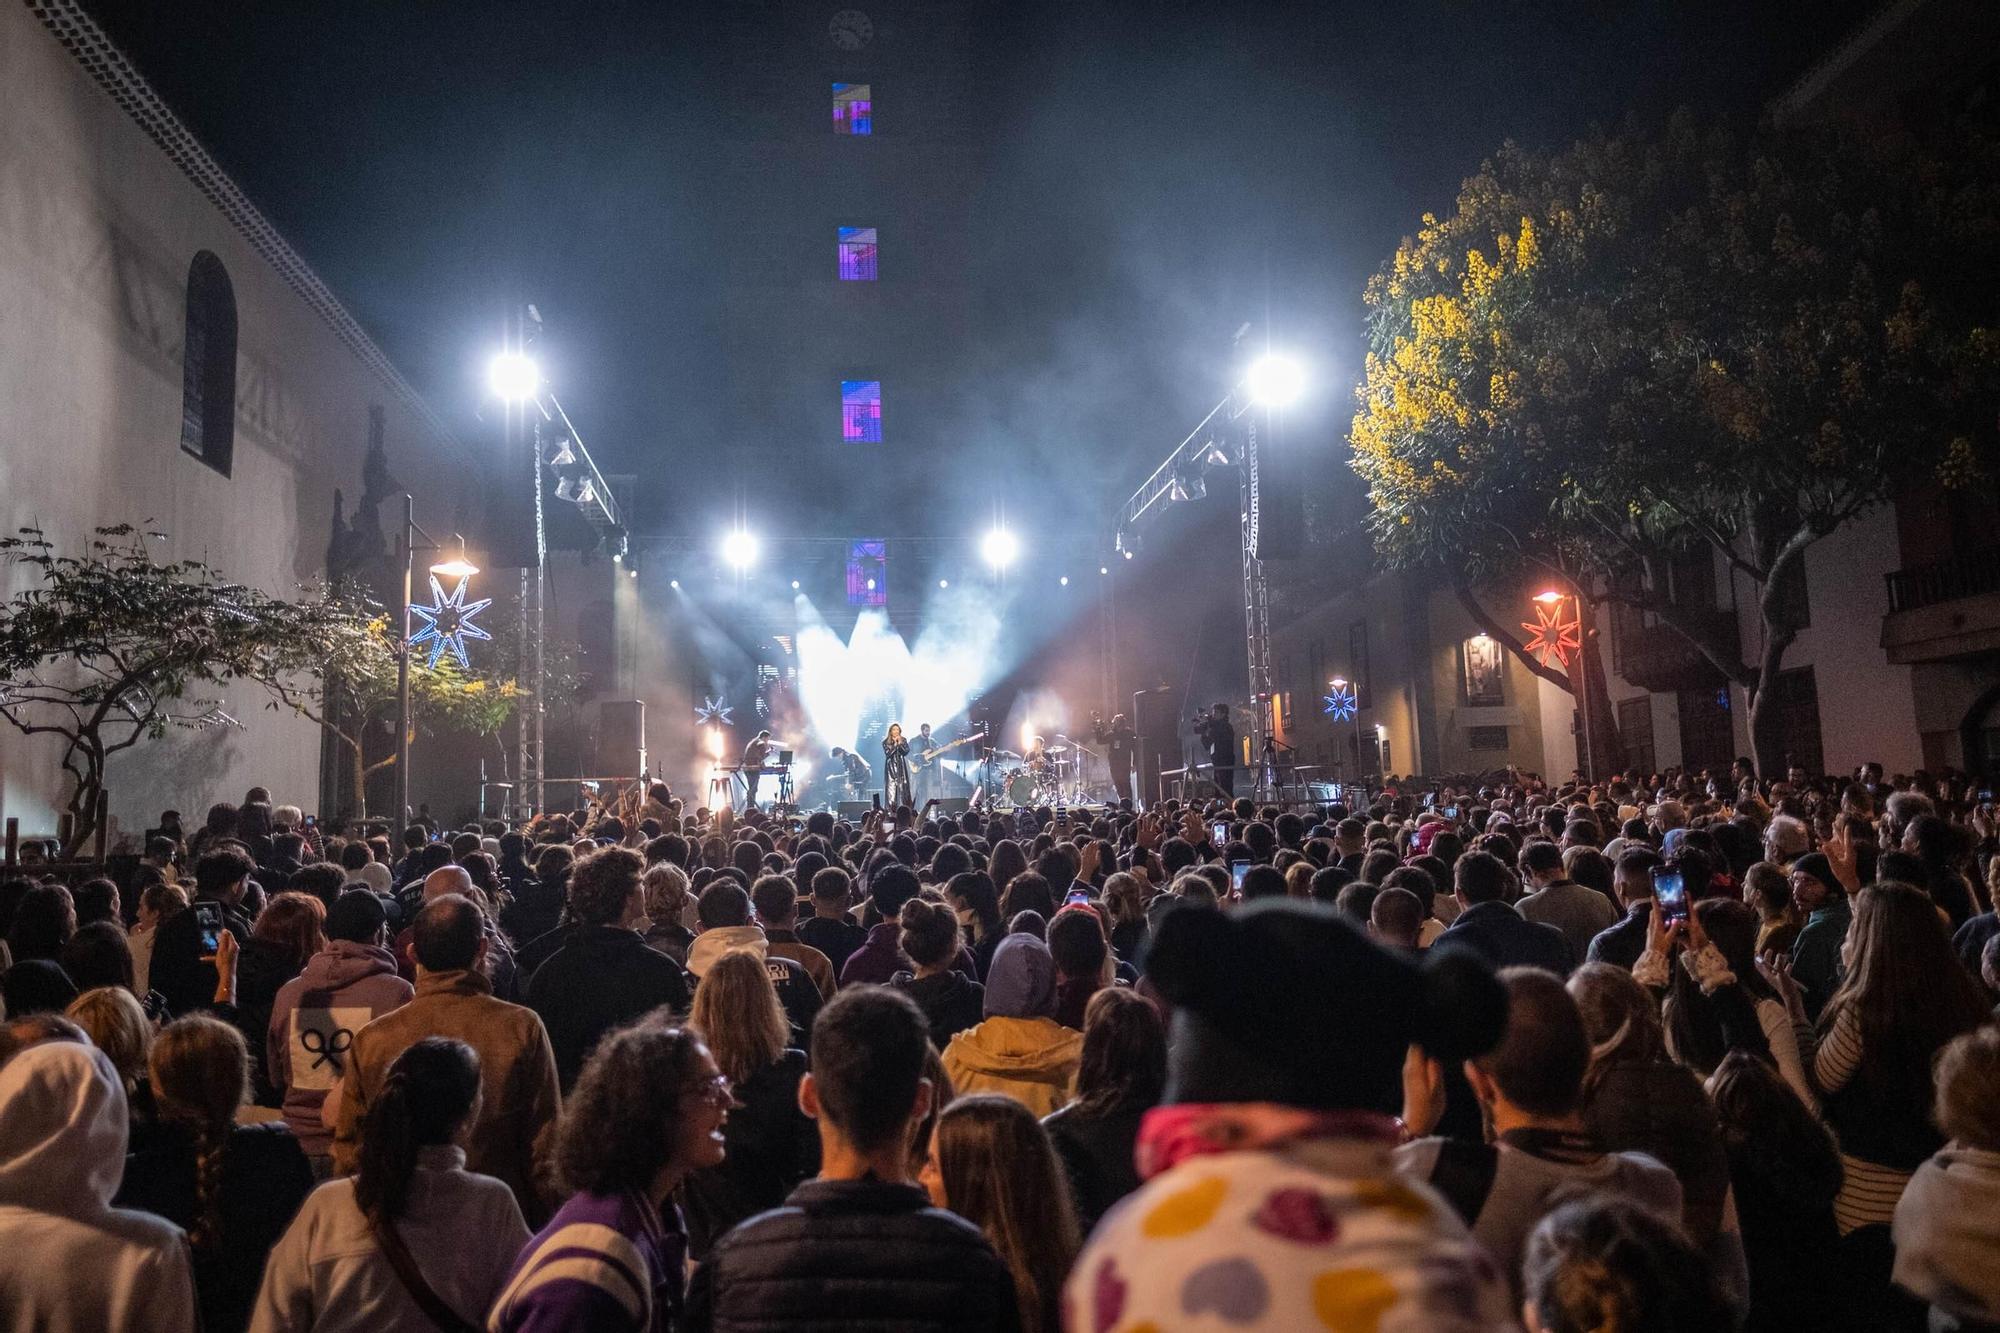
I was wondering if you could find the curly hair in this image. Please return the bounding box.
[150,1015,249,1250]
[556,1018,708,1195]
[566,846,644,926]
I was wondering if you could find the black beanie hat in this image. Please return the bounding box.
[1145,899,1507,1113]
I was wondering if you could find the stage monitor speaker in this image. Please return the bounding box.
[837,801,875,821]
[593,700,646,779]
[1132,686,1181,805]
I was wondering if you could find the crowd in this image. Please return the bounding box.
[1,762,1998,1331]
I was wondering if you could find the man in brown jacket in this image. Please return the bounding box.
[331,893,561,1226]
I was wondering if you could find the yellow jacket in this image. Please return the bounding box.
[940,1015,1083,1117]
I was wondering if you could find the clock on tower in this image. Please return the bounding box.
[828,8,873,51]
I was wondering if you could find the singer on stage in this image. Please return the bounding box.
[1194,702,1236,799]
[1094,711,1137,805]
[883,722,913,808]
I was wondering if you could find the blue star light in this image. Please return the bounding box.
[1323,684,1358,720]
[407,575,492,670]
[695,695,734,726]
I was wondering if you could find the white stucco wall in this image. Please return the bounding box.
[0,2,473,841]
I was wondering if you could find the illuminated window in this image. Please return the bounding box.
[833,83,872,135]
[837,227,878,281]
[841,381,881,442]
[847,540,887,607]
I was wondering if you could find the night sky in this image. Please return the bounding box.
[77,0,1878,705]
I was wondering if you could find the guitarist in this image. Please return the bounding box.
[913,723,942,803]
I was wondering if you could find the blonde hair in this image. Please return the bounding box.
[66,986,152,1092]
[150,1016,249,1249]
[687,950,787,1086]
[643,863,691,920]
[1935,1025,2000,1151]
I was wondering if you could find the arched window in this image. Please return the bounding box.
[179,251,237,475]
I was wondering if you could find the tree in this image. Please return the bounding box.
[1351,112,2000,775]
[0,526,355,856]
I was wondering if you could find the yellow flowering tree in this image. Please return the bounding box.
[1352,112,2000,775]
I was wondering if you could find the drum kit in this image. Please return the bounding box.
[981,735,1098,808]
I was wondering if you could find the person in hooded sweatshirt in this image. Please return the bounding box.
[1068,900,1515,1333]
[940,932,1082,1117]
[266,891,414,1171]
[0,1040,198,1333]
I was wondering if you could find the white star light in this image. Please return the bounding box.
[695,695,734,726]
[407,575,493,670]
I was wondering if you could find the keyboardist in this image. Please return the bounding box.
[741,729,775,809]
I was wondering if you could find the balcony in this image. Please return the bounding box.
[1614,611,1739,693]
[1881,546,2000,664]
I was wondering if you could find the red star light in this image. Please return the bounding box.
[1521,601,1582,669]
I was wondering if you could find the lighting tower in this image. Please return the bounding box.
[1113,327,1306,773]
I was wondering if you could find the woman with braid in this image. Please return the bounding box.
[251,1038,529,1331]
[116,1015,313,1333]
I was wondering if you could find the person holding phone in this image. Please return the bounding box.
[148,847,256,1018]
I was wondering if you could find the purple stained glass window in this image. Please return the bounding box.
[841,381,881,442]
[847,540,887,607]
[838,227,878,281]
[833,83,872,135]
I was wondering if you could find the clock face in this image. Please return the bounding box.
[829,8,873,51]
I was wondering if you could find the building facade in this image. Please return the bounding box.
[1,0,479,839]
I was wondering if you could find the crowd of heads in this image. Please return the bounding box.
[1,759,1998,1330]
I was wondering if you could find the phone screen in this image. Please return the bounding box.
[193,901,224,959]
[1229,860,1251,896]
[1652,868,1689,926]
[1442,805,1458,819]
[1065,888,1092,907]
[1212,822,1230,847]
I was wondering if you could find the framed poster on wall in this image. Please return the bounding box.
[1463,634,1505,706]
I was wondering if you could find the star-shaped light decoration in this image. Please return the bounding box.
[695,695,734,726]
[1323,683,1358,720]
[1521,601,1582,669]
[408,575,492,670]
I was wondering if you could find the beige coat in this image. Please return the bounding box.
[330,968,561,1227]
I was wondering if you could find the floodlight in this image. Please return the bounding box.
[1245,352,1306,408]
[791,580,801,590]
[722,529,759,569]
[1059,576,1069,587]
[981,527,1019,570]
[486,352,540,403]
[938,579,950,589]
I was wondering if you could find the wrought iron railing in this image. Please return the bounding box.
[1885,546,2000,614]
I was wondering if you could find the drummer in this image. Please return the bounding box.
[1024,735,1050,771]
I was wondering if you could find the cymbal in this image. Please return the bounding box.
[993,748,1021,759]
[1046,745,1070,755]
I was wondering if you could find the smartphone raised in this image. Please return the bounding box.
[1211,821,1230,847]
[1229,860,1251,898]
[1064,888,1092,907]
[192,901,224,960]
[1652,867,1689,927]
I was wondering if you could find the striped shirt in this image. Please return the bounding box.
[1812,1009,1913,1234]
[489,1189,684,1333]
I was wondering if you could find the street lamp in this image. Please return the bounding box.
[1327,675,1364,790]
[1531,588,1594,784]
[1245,352,1307,409]
[486,352,540,403]
[393,501,485,827]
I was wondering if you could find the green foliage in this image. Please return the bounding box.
[1350,112,2000,767]
[0,526,355,852]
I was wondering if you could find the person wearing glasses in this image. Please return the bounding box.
[490,1019,732,1333]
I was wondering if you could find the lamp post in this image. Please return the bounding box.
[1532,588,1594,784]
[393,498,480,827]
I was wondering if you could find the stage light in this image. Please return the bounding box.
[938,579,949,589]
[486,351,540,402]
[628,569,637,579]
[612,552,622,564]
[1059,576,1069,587]
[1245,352,1306,408]
[1021,719,1036,750]
[1122,549,1134,560]
[721,529,759,569]
[981,527,1019,570]
[791,580,801,590]
[866,578,877,591]
[1100,566,1109,575]
[669,579,681,590]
